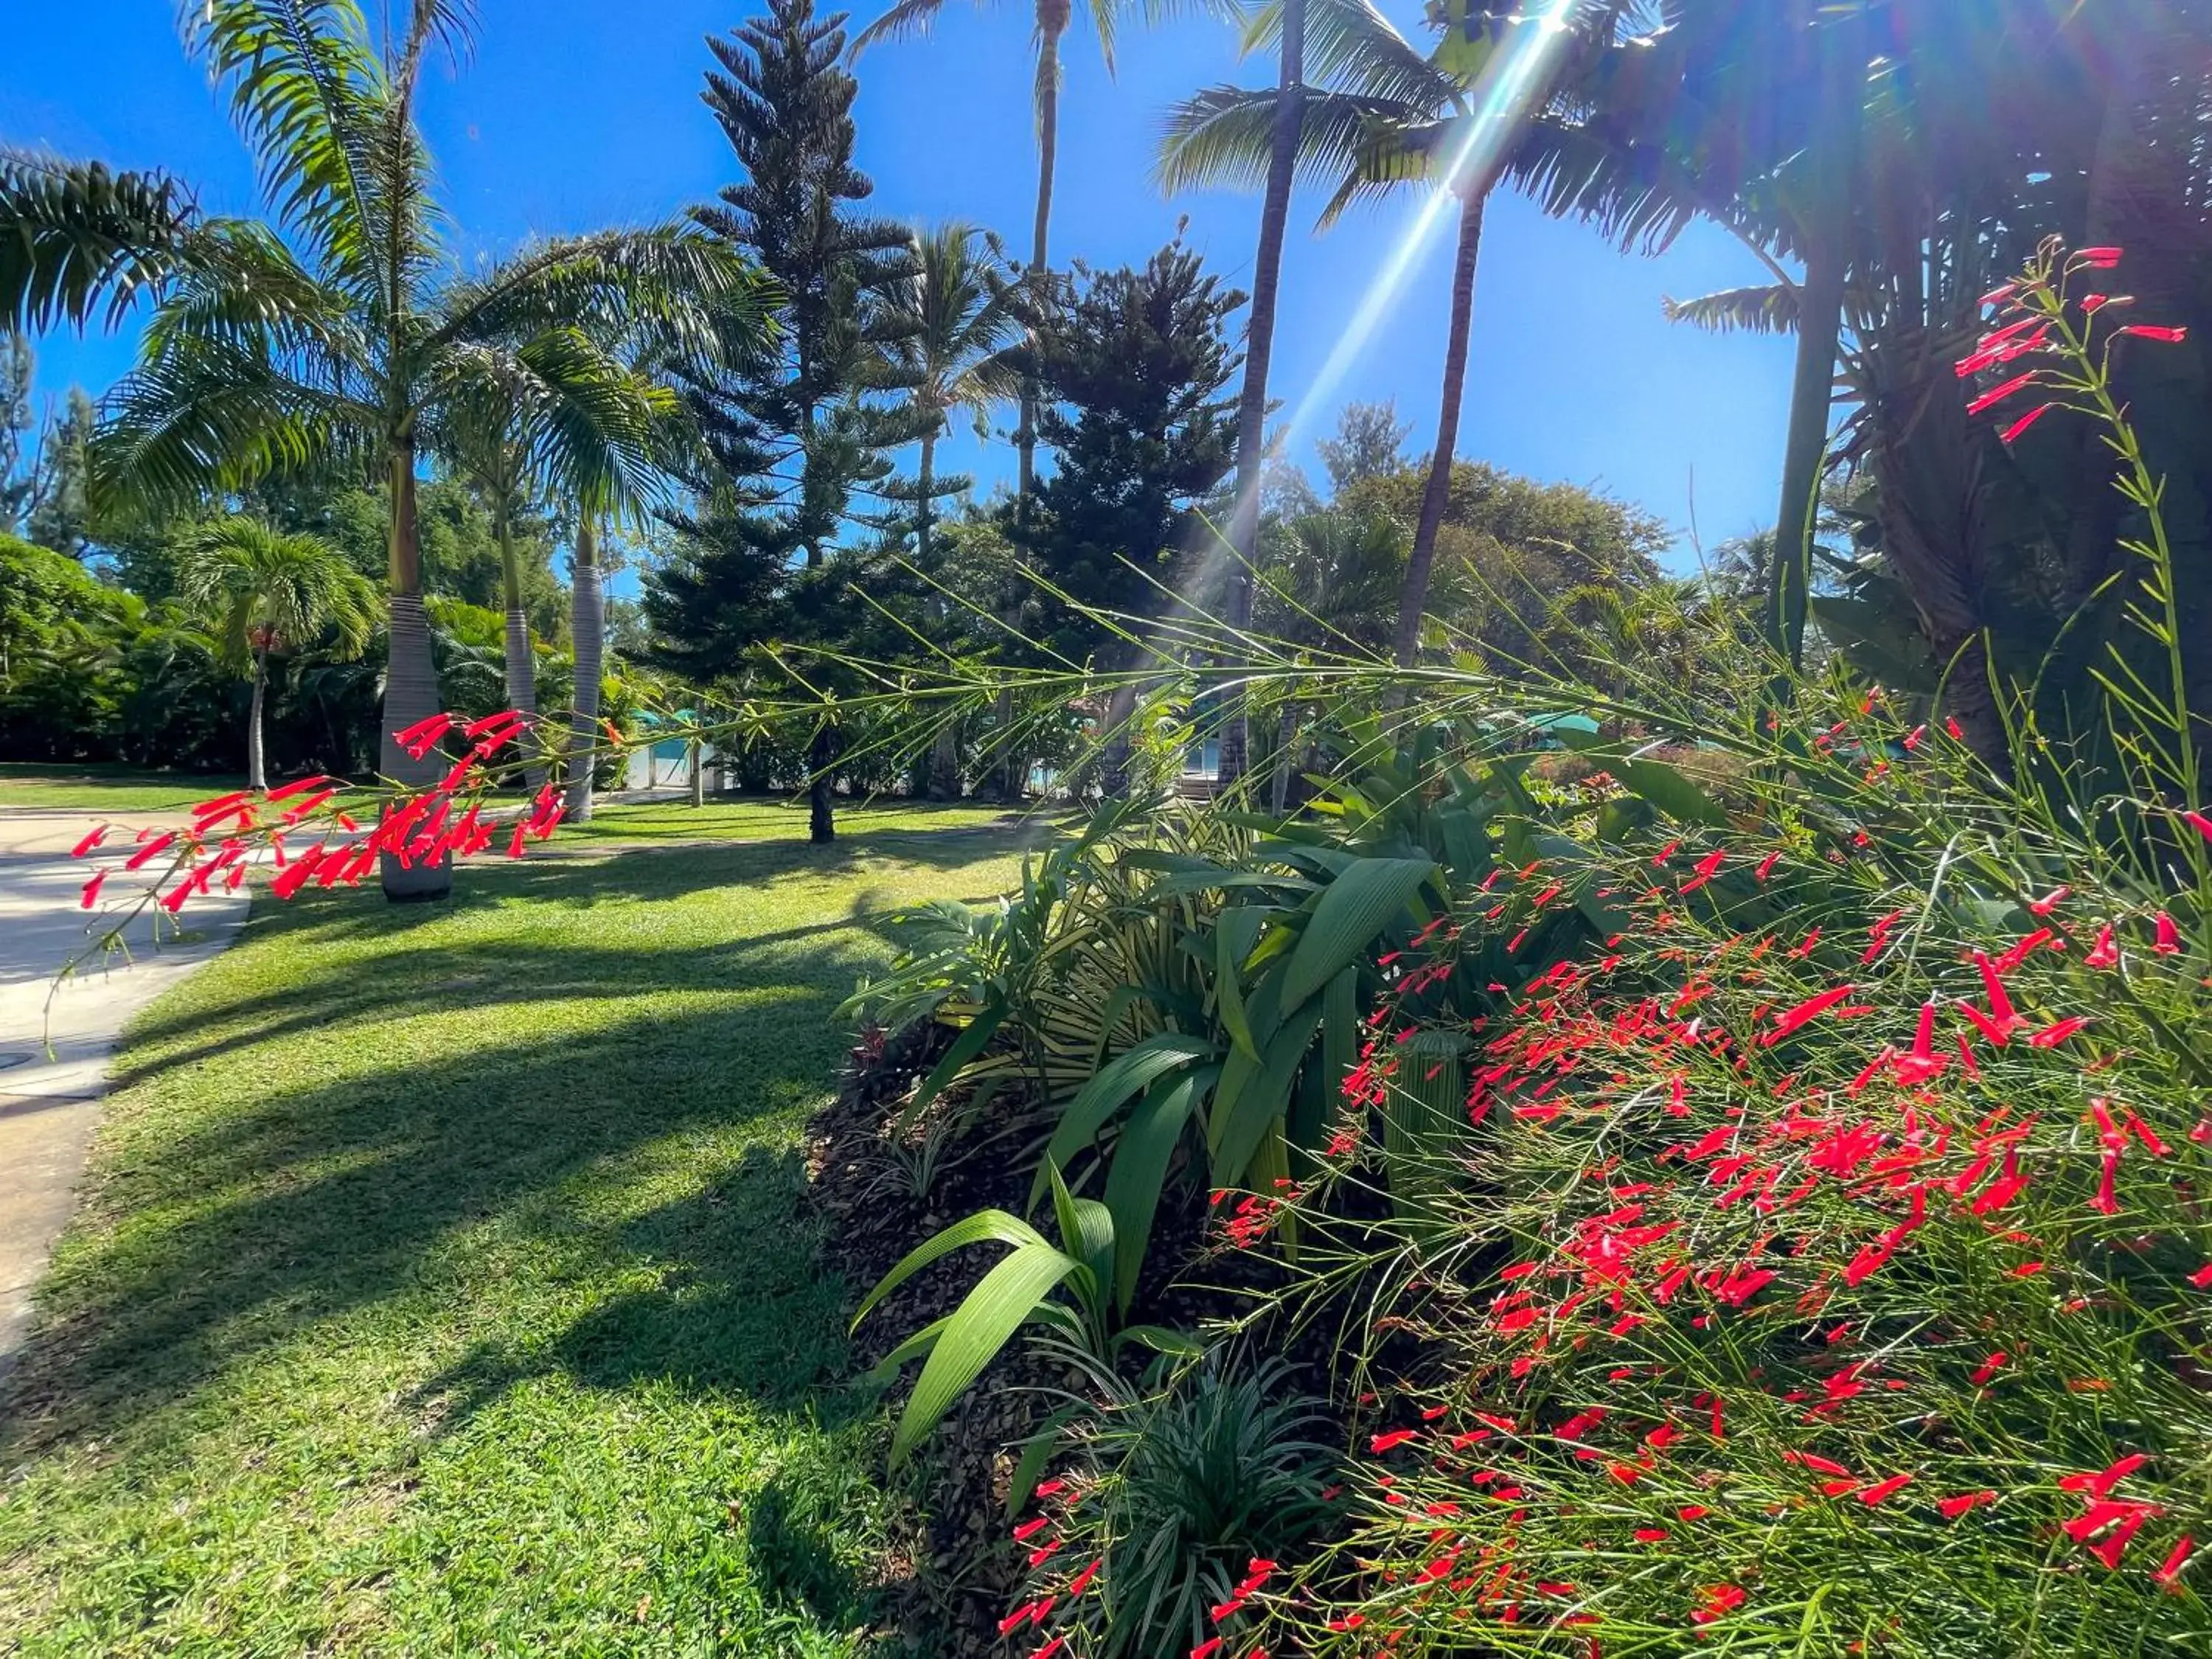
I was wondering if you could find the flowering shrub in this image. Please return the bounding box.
[1230,246,2212,1658]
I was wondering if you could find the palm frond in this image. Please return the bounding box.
[1156,86,1414,198]
[94,335,369,509]
[431,224,769,373]
[182,0,400,296]
[848,0,954,56]
[1661,282,1800,335]
[0,150,206,332]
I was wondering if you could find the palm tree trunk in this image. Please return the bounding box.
[808,726,837,844]
[247,647,268,793]
[496,504,543,792]
[379,441,450,902]
[1393,189,1486,672]
[1767,15,1866,669]
[564,517,605,823]
[917,427,937,563]
[928,721,961,799]
[1018,1,1067,516]
[1217,0,1307,790]
[1766,235,1848,667]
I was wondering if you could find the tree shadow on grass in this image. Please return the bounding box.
[0,904,899,1456]
[104,830,1029,1088]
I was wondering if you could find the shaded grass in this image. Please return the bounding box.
[0,831,1027,1656]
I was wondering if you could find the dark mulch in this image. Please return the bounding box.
[806,1022,1407,1656]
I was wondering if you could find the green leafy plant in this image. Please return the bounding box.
[852,1164,1197,1465]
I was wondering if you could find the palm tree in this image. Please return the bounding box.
[852,0,1181,517]
[878,223,1020,564]
[175,517,376,790]
[1164,1,1647,672]
[442,335,678,791]
[0,0,758,900]
[564,514,611,821]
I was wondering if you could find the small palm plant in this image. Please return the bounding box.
[175,518,377,790]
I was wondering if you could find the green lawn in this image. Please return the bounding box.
[571,796,1021,845]
[0,827,1026,1656]
[0,764,251,811]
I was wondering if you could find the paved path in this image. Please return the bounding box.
[0,809,249,1382]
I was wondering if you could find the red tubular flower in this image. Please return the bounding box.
[463,709,525,740]
[1938,1490,1997,1520]
[1972,1352,2008,1385]
[123,832,179,872]
[1068,1560,1101,1597]
[2027,886,2071,917]
[2074,246,2124,268]
[2061,1455,2150,1500]
[2000,404,2056,445]
[70,824,108,858]
[280,788,338,824]
[2154,913,2183,954]
[1011,1517,1050,1543]
[1964,372,2039,416]
[265,773,338,802]
[190,790,252,823]
[1691,1585,1746,1626]
[1369,1429,1420,1453]
[1784,1451,1852,1478]
[1857,1473,1913,1506]
[2156,1534,2196,1592]
[79,869,107,908]
[2121,324,2188,343]
[2185,811,2212,844]
[1755,849,1783,882]
[2086,925,2121,970]
[1191,1639,1224,1658]
[2027,1016,2092,1048]
[394,712,456,758]
[1759,985,1857,1047]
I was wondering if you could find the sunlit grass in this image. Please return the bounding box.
[0,829,1026,1656]
[0,764,251,812]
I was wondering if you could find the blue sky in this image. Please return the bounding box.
[7,1,1795,580]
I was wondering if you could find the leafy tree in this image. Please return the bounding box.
[26,388,96,559]
[176,518,377,789]
[0,0,757,900]
[1338,458,1669,683]
[649,0,929,841]
[1316,399,1411,495]
[0,335,38,534]
[852,0,1166,515]
[1015,243,1245,664]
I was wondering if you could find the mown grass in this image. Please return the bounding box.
[571,796,1023,846]
[0,827,1027,1656]
[0,764,251,811]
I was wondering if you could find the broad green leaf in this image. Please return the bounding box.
[1214,913,1262,1063]
[1618,757,1729,828]
[1048,1160,1116,1310]
[897,1001,1006,1130]
[853,1208,1051,1331]
[891,1244,1082,1464]
[1037,1034,1219,1207]
[1116,1324,1206,1357]
[1104,1067,1215,1315]
[861,1313,949,1385]
[1211,1004,1324,1188]
[1279,856,1437,1010]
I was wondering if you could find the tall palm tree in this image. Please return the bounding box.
[852,0,1182,518]
[877,222,1020,564]
[442,335,679,791]
[564,514,611,821]
[0,0,758,900]
[175,516,376,790]
[1164,0,1662,672]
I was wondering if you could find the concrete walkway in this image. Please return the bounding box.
[0,809,249,1381]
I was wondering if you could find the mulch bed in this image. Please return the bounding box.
[805,1021,1404,1656]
